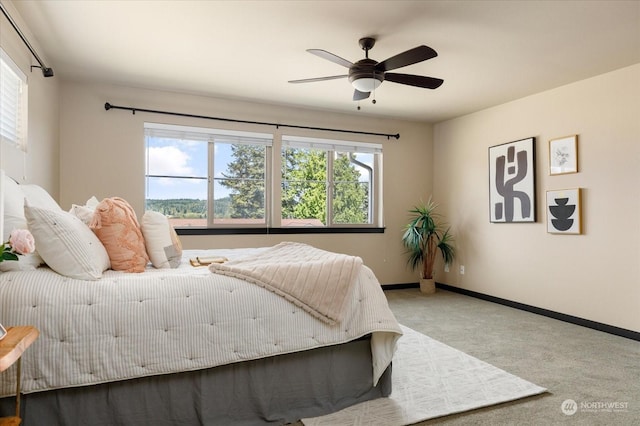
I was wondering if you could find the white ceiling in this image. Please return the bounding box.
[9,0,640,123]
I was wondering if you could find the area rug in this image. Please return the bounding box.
[301,325,547,425]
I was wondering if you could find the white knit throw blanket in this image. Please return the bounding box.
[209,242,362,325]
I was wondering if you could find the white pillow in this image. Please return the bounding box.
[69,196,100,225]
[21,184,62,211]
[2,179,50,270]
[2,177,26,242]
[2,179,62,241]
[25,203,111,280]
[141,211,183,269]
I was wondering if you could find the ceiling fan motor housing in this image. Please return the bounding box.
[348,58,384,86]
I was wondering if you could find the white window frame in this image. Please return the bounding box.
[144,123,384,229]
[144,122,272,228]
[0,48,28,151]
[280,135,383,228]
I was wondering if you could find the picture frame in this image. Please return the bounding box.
[549,135,578,175]
[546,188,582,234]
[489,137,536,223]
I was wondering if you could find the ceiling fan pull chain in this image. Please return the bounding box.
[372,71,377,104]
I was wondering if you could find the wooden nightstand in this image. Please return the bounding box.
[0,326,39,426]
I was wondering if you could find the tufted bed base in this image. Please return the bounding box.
[1,335,391,425]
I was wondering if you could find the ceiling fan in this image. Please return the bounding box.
[289,37,443,101]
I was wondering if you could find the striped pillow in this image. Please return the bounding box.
[25,204,110,280]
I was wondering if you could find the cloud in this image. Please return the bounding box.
[147,146,193,177]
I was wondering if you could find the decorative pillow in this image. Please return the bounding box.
[2,178,55,271]
[2,178,62,241]
[24,204,110,280]
[21,184,62,211]
[90,197,149,273]
[2,177,27,242]
[141,211,183,269]
[69,196,100,225]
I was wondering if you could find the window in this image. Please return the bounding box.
[0,48,28,151]
[145,123,383,231]
[281,136,382,227]
[145,123,271,227]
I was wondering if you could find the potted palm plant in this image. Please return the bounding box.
[402,198,455,294]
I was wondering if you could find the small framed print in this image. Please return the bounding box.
[547,188,581,234]
[0,323,6,341]
[549,135,578,175]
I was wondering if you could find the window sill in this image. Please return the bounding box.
[175,227,385,235]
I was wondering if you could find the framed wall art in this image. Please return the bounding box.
[549,135,578,175]
[546,188,581,234]
[489,137,536,223]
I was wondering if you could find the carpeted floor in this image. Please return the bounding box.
[292,288,639,425]
[383,288,640,425]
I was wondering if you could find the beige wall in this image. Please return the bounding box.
[58,80,433,285]
[0,0,59,196]
[433,64,640,332]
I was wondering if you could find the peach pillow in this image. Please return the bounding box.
[90,197,149,272]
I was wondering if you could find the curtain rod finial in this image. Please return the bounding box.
[30,65,54,77]
[104,102,112,110]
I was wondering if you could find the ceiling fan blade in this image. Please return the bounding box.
[307,49,353,68]
[384,73,444,89]
[353,89,370,101]
[288,75,348,84]
[376,45,438,72]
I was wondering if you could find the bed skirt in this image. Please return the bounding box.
[0,337,391,426]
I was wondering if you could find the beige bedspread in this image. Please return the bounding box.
[209,242,361,325]
[0,248,401,395]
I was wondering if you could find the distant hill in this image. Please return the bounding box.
[146,197,230,218]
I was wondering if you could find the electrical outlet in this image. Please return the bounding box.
[444,264,450,272]
[459,265,465,275]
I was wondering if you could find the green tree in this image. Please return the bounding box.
[213,196,231,218]
[332,153,368,224]
[282,148,327,223]
[281,148,368,225]
[145,199,206,218]
[218,144,265,219]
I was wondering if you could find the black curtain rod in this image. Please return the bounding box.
[104,102,400,140]
[0,2,54,77]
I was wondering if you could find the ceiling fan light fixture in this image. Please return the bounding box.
[351,77,382,93]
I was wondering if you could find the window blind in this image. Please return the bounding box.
[0,48,27,151]
[144,122,272,146]
[281,135,382,154]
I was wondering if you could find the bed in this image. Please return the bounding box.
[0,175,402,425]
